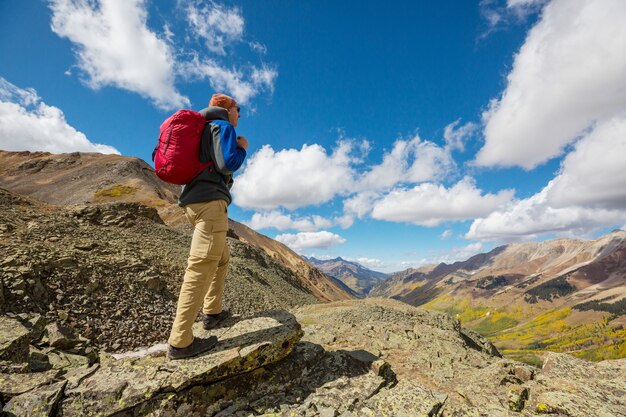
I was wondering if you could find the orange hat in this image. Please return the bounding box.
[209,93,237,110]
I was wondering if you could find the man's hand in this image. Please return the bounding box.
[237,135,249,150]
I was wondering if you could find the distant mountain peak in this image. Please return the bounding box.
[304,256,388,296]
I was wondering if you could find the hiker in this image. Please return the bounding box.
[167,93,248,360]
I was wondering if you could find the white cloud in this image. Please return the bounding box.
[186,1,244,55]
[370,177,514,227]
[390,242,485,272]
[343,192,381,219]
[245,210,333,232]
[334,213,355,229]
[466,187,626,242]
[358,134,454,191]
[436,242,485,264]
[307,253,335,261]
[0,77,119,154]
[249,41,267,54]
[480,1,504,28]
[440,229,453,239]
[355,257,385,269]
[232,142,357,210]
[507,0,547,8]
[444,120,477,152]
[476,0,626,169]
[546,115,626,210]
[357,140,410,191]
[251,65,278,94]
[178,56,277,105]
[275,231,347,253]
[405,141,455,183]
[468,114,626,241]
[49,0,188,110]
[480,0,546,33]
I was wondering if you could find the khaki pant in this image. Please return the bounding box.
[168,200,230,348]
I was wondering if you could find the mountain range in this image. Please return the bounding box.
[305,256,387,296]
[371,232,626,363]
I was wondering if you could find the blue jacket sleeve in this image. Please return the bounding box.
[220,124,247,172]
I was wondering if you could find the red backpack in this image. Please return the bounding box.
[152,110,213,185]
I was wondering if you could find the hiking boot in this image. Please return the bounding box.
[167,336,218,360]
[203,309,231,330]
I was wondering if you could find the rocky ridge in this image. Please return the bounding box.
[0,188,318,353]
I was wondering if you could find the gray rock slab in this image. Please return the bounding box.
[3,380,66,417]
[527,352,626,417]
[58,310,302,416]
[0,369,61,399]
[357,380,446,417]
[47,350,90,371]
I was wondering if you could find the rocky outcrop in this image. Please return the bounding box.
[525,352,626,416]
[292,298,626,417]
[0,316,31,364]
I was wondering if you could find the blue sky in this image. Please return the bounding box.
[1,0,625,272]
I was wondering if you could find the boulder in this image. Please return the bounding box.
[139,275,164,292]
[28,347,51,372]
[46,323,79,350]
[507,385,529,412]
[0,316,30,363]
[47,350,90,370]
[70,202,165,227]
[15,313,47,344]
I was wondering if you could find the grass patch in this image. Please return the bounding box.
[491,308,572,345]
[572,331,626,361]
[95,185,137,198]
[491,310,626,361]
[424,295,490,322]
[425,297,626,362]
[472,312,518,335]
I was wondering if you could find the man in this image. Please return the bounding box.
[167,93,248,360]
